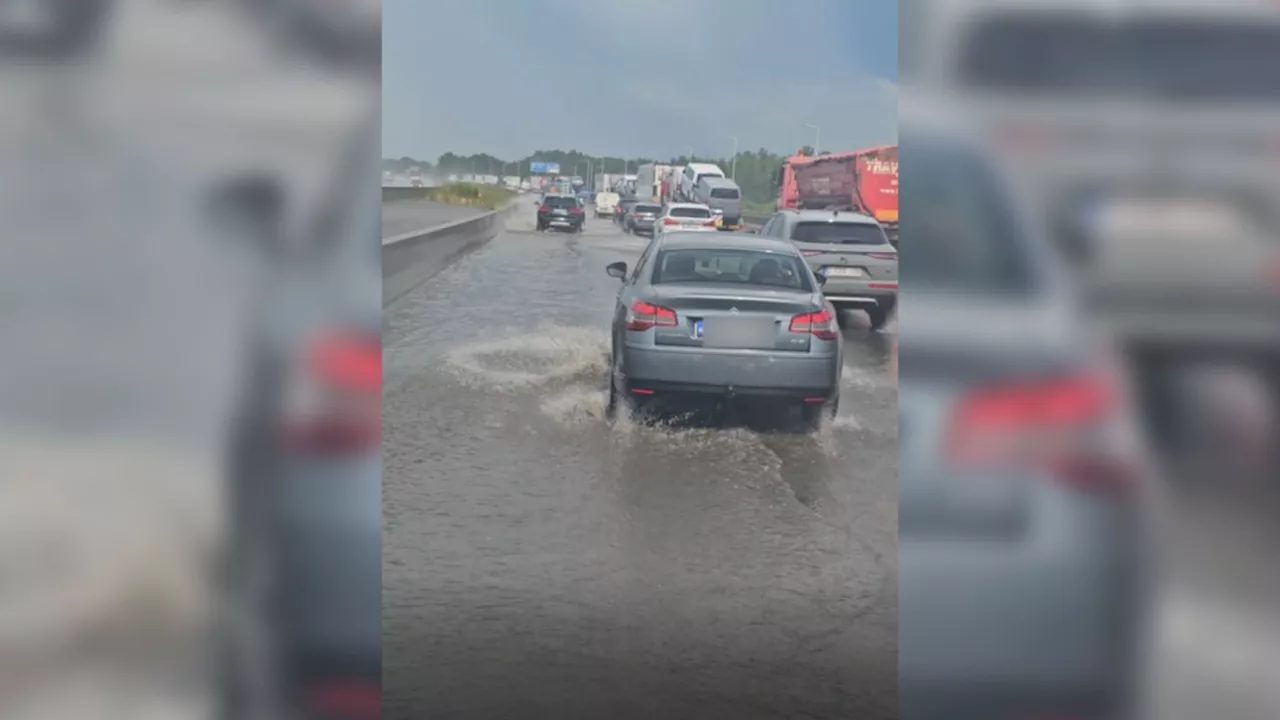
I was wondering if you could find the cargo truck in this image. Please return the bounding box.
[777,145,899,245]
[635,163,677,203]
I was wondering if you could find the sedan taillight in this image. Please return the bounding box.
[280,328,381,454]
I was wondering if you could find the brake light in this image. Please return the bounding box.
[800,250,822,256]
[625,300,677,330]
[703,219,717,227]
[945,371,1138,495]
[570,206,584,214]
[539,205,552,213]
[307,680,381,719]
[280,328,381,454]
[789,309,838,340]
[663,217,679,225]
[866,252,897,260]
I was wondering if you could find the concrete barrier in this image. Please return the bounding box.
[382,201,515,307]
[382,186,435,203]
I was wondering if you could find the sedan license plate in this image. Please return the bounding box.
[824,267,864,278]
[553,209,567,216]
[703,317,775,349]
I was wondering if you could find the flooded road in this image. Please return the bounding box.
[383,210,899,719]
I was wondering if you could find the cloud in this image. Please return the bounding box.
[383,0,897,160]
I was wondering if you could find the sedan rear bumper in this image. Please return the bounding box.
[821,279,897,306]
[622,345,839,396]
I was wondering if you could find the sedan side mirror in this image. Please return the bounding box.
[606,261,627,280]
[206,174,286,257]
[814,272,827,286]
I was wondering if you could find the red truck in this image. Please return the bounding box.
[777,145,899,245]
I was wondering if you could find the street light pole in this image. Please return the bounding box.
[729,136,738,180]
[805,124,820,155]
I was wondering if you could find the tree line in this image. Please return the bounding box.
[383,146,819,208]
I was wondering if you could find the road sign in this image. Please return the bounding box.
[545,162,560,174]
[530,161,546,173]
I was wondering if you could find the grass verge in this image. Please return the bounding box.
[425,182,513,211]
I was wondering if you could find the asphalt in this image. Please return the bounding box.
[382,199,489,238]
[383,207,899,719]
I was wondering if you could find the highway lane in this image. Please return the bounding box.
[382,198,490,238]
[383,209,899,719]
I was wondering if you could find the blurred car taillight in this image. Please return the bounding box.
[307,679,381,719]
[570,206,584,215]
[538,205,552,213]
[867,252,898,260]
[945,369,1139,495]
[626,300,677,330]
[281,328,381,454]
[801,250,822,256]
[663,217,679,225]
[789,310,839,341]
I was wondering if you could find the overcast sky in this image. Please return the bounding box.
[383,0,897,162]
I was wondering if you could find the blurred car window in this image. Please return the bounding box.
[898,137,1036,294]
[959,15,1280,100]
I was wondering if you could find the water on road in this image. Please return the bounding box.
[384,210,899,719]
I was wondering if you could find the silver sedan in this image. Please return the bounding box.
[605,232,842,429]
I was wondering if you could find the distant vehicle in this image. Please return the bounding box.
[675,162,726,203]
[604,231,842,429]
[212,122,381,720]
[897,102,1149,720]
[624,202,662,237]
[537,194,585,233]
[616,196,640,225]
[655,203,718,237]
[695,176,744,230]
[777,146,899,245]
[635,163,677,203]
[759,208,897,330]
[595,191,620,219]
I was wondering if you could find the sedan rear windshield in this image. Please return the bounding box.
[709,188,740,199]
[669,207,711,219]
[651,248,812,291]
[790,221,887,245]
[958,16,1280,101]
[543,196,578,208]
[634,204,661,213]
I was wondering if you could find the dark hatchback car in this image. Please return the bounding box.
[213,124,381,720]
[537,193,585,233]
[624,202,662,237]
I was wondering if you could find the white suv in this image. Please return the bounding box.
[655,203,718,237]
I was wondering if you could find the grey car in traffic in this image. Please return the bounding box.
[605,232,842,429]
[623,202,662,237]
[759,208,898,330]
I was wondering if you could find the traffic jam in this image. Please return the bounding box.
[531,148,899,429]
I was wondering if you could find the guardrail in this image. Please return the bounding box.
[382,200,516,307]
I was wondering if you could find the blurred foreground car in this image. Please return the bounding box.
[759,207,897,331]
[911,0,1280,453]
[211,125,381,720]
[897,108,1151,720]
[605,231,842,430]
